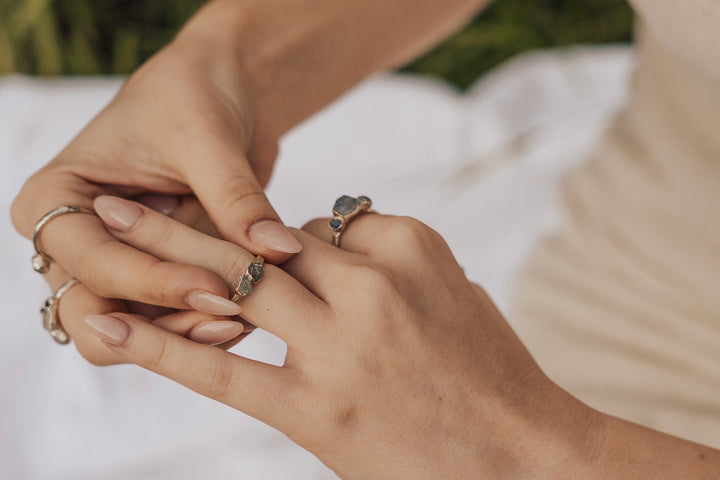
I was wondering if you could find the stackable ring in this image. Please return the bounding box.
[231,255,265,303]
[329,195,372,247]
[40,278,80,345]
[32,206,97,273]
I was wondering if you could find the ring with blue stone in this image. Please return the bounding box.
[329,195,372,247]
[231,255,265,303]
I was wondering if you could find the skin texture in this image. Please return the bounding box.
[10,0,489,365]
[85,199,720,479]
[9,0,720,476]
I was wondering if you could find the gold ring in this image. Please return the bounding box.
[231,255,265,303]
[329,195,372,247]
[32,206,97,273]
[41,278,80,345]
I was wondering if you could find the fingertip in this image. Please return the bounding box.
[185,289,242,316]
[83,313,131,346]
[248,219,303,254]
[188,320,245,345]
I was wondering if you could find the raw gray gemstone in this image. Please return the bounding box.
[248,263,264,283]
[238,276,253,296]
[333,195,358,216]
[329,218,343,230]
[357,195,371,205]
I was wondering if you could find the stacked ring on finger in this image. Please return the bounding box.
[41,277,81,345]
[231,255,265,303]
[329,195,372,248]
[32,206,97,273]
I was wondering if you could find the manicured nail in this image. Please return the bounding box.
[135,194,180,216]
[84,314,130,345]
[188,321,245,345]
[94,195,144,232]
[185,290,242,316]
[248,220,302,254]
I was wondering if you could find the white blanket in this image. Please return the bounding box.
[0,46,633,479]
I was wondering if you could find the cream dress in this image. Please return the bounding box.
[511,0,720,448]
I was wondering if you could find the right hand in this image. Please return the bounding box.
[11,33,300,365]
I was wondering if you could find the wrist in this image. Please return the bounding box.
[170,0,291,142]
[501,378,608,478]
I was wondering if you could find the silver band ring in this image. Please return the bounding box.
[231,255,265,303]
[41,277,80,345]
[329,195,372,248]
[32,206,97,273]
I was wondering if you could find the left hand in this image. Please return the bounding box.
[81,202,600,479]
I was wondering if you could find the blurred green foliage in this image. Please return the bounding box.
[0,0,633,89]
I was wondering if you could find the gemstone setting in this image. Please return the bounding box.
[333,195,359,216]
[248,262,264,283]
[238,276,253,296]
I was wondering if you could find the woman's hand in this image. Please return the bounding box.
[77,198,608,478]
[29,194,259,364]
[10,18,301,363]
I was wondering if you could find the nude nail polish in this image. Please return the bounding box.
[188,321,245,345]
[248,220,302,254]
[135,194,180,216]
[185,290,242,316]
[84,314,130,345]
[94,196,144,232]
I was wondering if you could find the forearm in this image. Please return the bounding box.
[581,413,720,479]
[537,388,720,478]
[173,0,489,139]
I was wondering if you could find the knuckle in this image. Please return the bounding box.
[346,263,396,296]
[145,335,169,370]
[146,262,176,304]
[218,176,267,217]
[381,216,434,251]
[205,355,235,399]
[220,250,253,284]
[146,216,177,253]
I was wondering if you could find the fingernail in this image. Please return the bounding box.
[188,321,245,345]
[135,194,180,216]
[84,314,130,345]
[248,220,302,254]
[94,196,144,232]
[185,290,242,316]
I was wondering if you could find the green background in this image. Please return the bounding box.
[0,0,633,90]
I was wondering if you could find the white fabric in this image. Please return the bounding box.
[0,46,633,479]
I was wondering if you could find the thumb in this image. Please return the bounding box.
[185,149,302,264]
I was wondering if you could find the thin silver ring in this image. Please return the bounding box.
[231,255,265,303]
[32,206,97,273]
[41,277,81,345]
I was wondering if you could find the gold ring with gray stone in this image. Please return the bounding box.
[32,206,98,274]
[329,195,372,248]
[231,255,265,303]
[41,277,80,345]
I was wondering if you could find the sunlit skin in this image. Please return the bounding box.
[10,0,720,477]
